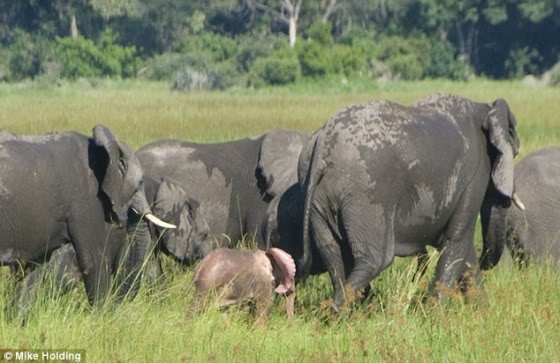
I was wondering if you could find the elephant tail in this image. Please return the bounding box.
[299,134,325,279]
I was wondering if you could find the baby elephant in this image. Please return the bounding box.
[192,248,296,320]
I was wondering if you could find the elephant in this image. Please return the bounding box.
[0,125,175,307]
[137,129,309,250]
[262,184,327,276]
[296,94,523,310]
[481,147,560,269]
[9,176,210,320]
[192,247,296,321]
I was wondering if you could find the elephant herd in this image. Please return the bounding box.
[1,94,559,321]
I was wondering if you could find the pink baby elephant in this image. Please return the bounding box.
[192,247,296,320]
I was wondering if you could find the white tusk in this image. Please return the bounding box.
[512,192,526,211]
[144,213,177,229]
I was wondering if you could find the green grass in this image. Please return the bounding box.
[1,79,559,362]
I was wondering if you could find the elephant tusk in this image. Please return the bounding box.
[144,213,177,229]
[512,192,526,211]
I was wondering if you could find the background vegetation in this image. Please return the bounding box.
[1,0,560,89]
[0,80,559,362]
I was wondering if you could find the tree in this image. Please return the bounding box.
[415,0,510,69]
[246,0,303,47]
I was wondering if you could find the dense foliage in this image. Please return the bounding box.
[1,0,559,88]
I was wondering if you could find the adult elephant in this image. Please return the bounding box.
[137,129,309,248]
[297,95,523,310]
[10,176,209,320]
[262,184,327,276]
[0,125,175,306]
[481,147,560,269]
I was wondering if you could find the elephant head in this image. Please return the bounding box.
[91,125,175,300]
[91,125,175,229]
[256,129,309,202]
[479,99,524,269]
[149,178,210,264]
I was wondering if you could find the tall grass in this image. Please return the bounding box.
[0,79,559,362]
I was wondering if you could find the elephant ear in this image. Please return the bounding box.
[152,178,193,259]
[152,178,188,224]
[484,99,517,199]
[267,247,296,294]
[257,130,309,199]
[92,125,129,222]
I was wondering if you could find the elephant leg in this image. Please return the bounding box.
[76,248,111,305]
[458,241,483,295]
[432,187,481,300]
[509,224,529,268]
[69,220,112,305]
[285,291,295,320]
[414,249,430,282]
[143,256,164,288]
[51,244,81,293]
[10,265,44,323]
[310,211,346,310]
[254,282,273,324]
[343,203,395,303]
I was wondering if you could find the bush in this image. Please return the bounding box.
[97,29,141,78]
[298,41,332,77]
[171,60,241,91]
[547,62,560,86]
[344,35,390,78]
[157,31,245,90]
[505,47,541,79]
[425,40,470,80]
[55,29,140,79]
[236,33,285,72]
[7,31,56,81]
[171,67,210,91]
[306,21,333,46]
[251,49,300,86]
[56,36,112,78]
[330,44,366,76]
[179,32,238,62]
[142,52,187,80]
[372,35,430,80]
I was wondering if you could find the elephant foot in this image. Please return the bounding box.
[429,281,463,305]
[320,298,340,315]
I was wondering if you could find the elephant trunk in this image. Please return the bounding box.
[117,189,175,301]
[480,193,509,270]
[116,210,151,301]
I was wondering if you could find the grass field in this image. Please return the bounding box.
[0,79,559,362]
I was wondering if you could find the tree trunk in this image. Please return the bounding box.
[322,0,338,22]
[288,15,297,48]
[456,23,467,63]
[70,14,78,38]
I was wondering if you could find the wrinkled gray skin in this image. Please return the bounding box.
[297,95,521,310]
[138,129,309,250]
[10,177,209,321]
[263,184,327,276]
[192,248,295,320]
[481,147,560,269]
[0,126,164,307]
